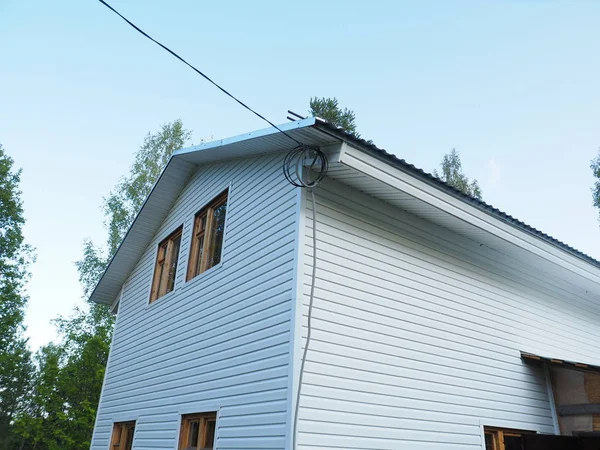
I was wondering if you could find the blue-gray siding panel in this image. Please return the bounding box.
[296,178,600,449]
[91,153,297,450]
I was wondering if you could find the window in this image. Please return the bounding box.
[150,226,183,303]
[110,421,135,450]
[178,412,217,450]
[484,427,527,450]
[187,191,228,281]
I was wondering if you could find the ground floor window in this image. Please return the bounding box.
[110,421,136,450]
[485,427,527,450]
[179,412,217,450]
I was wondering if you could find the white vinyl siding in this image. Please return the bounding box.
[91,153,298,450]
[296,178,600,450]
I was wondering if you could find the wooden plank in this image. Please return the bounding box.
[557,403,600,416]
[593,414,600,432]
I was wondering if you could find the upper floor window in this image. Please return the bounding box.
[179,412,217,450]
[110,421,136,450]
[150,226,183,303]
[187,190,228,281]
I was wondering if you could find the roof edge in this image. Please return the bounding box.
[89,117,600,306]
[312,120,600,271]
[174,117,317,157]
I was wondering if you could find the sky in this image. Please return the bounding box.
[2,0,600,350]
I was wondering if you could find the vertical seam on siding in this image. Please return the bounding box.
[284,186,305,450]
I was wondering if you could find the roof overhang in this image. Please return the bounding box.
[324,140,600,297]
[522,352,600,374]
[89,117,600,305]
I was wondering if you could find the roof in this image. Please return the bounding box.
[313,120,600,270]
[89,117,600,305]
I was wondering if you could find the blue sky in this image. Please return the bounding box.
[2,0,600,349]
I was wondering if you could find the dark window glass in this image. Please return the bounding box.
[124,424,135,450]
[205,419,216,447]
[485,432,495,450]
[189,420,200,447]
[206,200,227,270]
[503,435,523,450]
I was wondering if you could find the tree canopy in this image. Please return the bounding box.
[9,120,192,449]
[309,97,360,138]
[590,150,600,219]
[0,144,34,449]
[433,149,482,200]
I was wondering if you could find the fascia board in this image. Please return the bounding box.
[339,144,600,284]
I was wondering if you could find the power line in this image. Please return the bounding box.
[97,6,328,448]
[97,0,303,147]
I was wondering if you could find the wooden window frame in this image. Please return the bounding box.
[110,420,136,450]
[178,412,217,450]
[484,427,531,450]
[186,190,228,281]
[149,226,183,303]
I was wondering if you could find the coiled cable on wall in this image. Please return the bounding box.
[283,145,327,450]
[283,145,328,188]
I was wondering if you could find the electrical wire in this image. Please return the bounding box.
[97,3,327,447]
[283,145,328,188]
[97,0,303,147]
[283,148,325,449]
[292,189,318,450]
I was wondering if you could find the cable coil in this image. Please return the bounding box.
[283,145,328,188]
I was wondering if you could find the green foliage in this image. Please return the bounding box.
[0,144,34,448]
[104,120,192,254]
[309,97,360,138]
[11,120,192,449]
[590,150,600,218]
[75,240,107,300]
[434,149,482,200]
[12,345,67,449]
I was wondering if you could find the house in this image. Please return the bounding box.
[90,117,600,450]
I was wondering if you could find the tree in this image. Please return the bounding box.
[12,345,65,449]
[590,150,600,218]
[309,97,360,137]
[0,144,34,449]
[103,120,192,255]
[13,120,192,449]
[434,149,482,200]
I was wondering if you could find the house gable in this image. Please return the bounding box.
[91,152,301,449]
